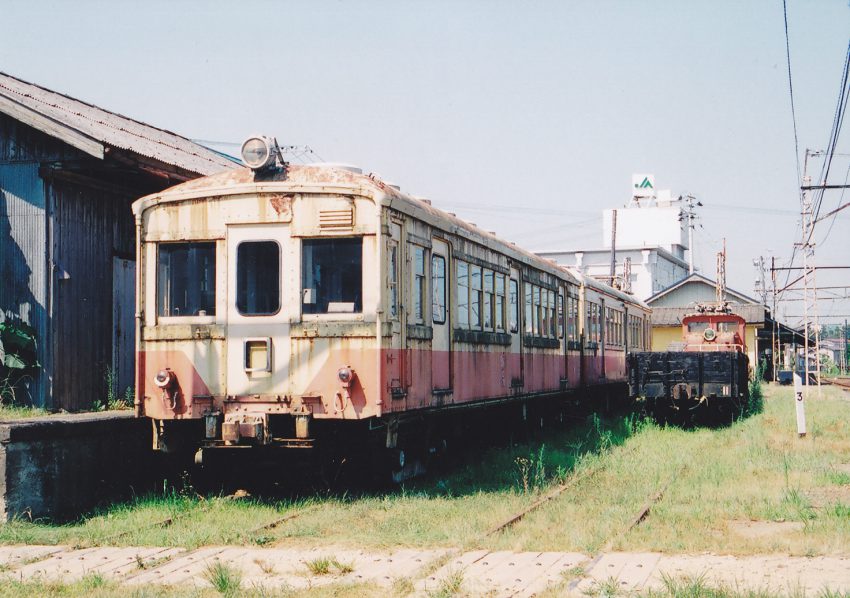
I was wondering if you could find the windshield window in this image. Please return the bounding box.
[302,238,362,314]
[157,242,216,317]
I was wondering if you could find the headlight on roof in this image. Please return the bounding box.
[241,135,280,171]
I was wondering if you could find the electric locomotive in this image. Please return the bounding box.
[628,302,750,424]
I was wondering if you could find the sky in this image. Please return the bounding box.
[2,0,849,328]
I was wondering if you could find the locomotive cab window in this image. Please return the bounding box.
[717,320,739,333]
[687,321,709,333]
[302,238,362,314]
[236,241,280,316]
[157,242,216,317]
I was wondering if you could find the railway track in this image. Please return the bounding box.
[827,377,850,390]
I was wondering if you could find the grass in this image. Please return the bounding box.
[202,561,242,596]
[0,403,49,420]
[0,385,847,558]
[304,556,354,576]
[0,579,384,597]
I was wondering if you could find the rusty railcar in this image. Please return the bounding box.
[133,136,650,478]
[629,305,750,423]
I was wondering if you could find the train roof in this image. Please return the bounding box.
[564,269,651,310]
[133,164,646,309]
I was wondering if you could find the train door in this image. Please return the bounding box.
[226,224,290,396]
[509,266,523,390]
[387,222,406,404]
[431,238,451,391]
[600,298,606,379]
[559,284,568,387]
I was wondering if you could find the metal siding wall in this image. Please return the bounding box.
[0,162,48,405]
[51,179,134,410]
[0,113,81,162]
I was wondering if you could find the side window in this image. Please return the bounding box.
[432,254,446,324]
[558,293,565,339]
[302,238,362,314]
[157,242,216,317]
[549,290,556,338]
[495,274,506,331]
[483,270,494,331]
[457,261,469,328]
[236,240,280,316]
[535,287,543,336]
[568,295,577,341]
[388,242,398,318]
[510,278,519,333]
[470,265,482,329]
[524,283,533,334]
[413,246,426,322]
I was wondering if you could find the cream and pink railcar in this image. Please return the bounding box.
[132,150,650,471]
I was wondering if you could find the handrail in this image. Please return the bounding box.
[684,344,746,353]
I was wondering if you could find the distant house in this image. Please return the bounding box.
[646,273,768,372]
[0,72,235,410]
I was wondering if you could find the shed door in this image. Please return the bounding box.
[431,238,451,391]
[226,224,289,396]
[112,257,135,401]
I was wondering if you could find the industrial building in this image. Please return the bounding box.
[0,72,234,410]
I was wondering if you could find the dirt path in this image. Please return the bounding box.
[1,543,849,596]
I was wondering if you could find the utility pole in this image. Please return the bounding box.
[682,195,701,275]
[799,149,822,395]
[609,209,618,287]
[753,256,768,305]
[771,256,779,382]
[716,238,726,304]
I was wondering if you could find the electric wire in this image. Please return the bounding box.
[782,0,802,186]
[817,160,850,246]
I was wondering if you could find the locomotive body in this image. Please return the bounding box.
[133,147,650,473]
[629,305,750,423]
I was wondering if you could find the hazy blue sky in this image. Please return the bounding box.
[2,0,848,325]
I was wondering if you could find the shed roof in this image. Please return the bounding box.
[651,304,767,326]
[0,72,235,176]
[646,273,761,305]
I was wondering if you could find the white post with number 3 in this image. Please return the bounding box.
[793,373,806,438]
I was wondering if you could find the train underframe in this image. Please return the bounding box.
[628,351,749,426]
[151,383,629,485]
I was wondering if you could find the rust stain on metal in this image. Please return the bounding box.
[268,194,293,217]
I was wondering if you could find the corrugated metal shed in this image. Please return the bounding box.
[0,163,47,404]
[0,72,235,176]
[0,73,236,409]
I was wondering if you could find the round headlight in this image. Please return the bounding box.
[703,328,716,341]
[241,135,278,170]
[153,369,173,388]
[337,367,353,384]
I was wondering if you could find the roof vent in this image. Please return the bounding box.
[313,163,363,174]
[385,181,401,191]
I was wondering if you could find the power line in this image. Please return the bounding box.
[782,0,802,186]
[806,41,850,244]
